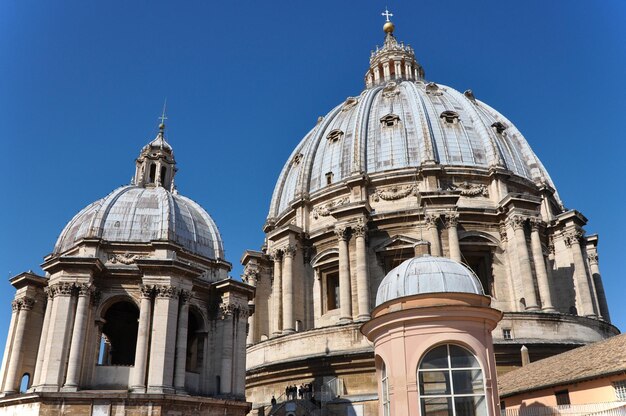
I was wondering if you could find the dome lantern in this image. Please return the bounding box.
[365,10,425,87]
[134,108,177,190]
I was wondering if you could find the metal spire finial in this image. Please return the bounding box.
[381,8,393,22]
[158,99,168,130]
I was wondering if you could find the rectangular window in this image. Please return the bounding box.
[555,390,571,406]
[326,272,340,311]
[615,380,626,401]
[502,329,512,340]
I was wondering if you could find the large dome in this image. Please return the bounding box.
[54,185,225,260]
[268,37,556,218]
[376,256,484,306]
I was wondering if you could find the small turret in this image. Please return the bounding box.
[133,110,177,190]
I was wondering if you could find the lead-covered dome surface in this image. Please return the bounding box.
[269,37,557,218]
[54,185,225,260]
[375,256,484,306]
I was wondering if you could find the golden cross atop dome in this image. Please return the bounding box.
[381,8,393,22]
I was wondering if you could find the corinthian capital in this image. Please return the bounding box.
[563,228,584,247]
[11,300,20,312]
[179,289,193,304]
[509,214,527,230]
[529,217,545,231]
[76,283,93,297]
[140,284,154,299]
[444,213,459,229]
[352,220,368,238]
[424,213,440,229]
[242,268,259,285]
[335,225,350,241]
[20,297,35,311]
[155,284,178,299]
[282,244,297,258]
[587,252,599,265]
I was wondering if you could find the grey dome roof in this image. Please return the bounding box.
[54,185,224,260]
[375,256,484,306]
[269,79,557,218]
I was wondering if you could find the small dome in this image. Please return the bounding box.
[375,256,484,306]
[54,185,224,260]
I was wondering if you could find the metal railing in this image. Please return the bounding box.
[503,402,626,416]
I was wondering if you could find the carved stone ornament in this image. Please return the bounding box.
[547,235,555,255]
[91,290,102,306]
[12,297,35,311]
[140,284,155,299]
[371,184,417,202]
[220,301,248,319]
[509,215,527,231]
[444,213,459,228]
[424,214,440,229]
[587,252,599,265]
[50,282,74,297]
[352,220,368,238]
[242,268,260,285]
[179,289,192,304]
[312,197,348,219]
[334,226,350,242]
[563,229,584,248]
[108,252,145,265]
[155,285,178,299]
[442,181,489,197]
[76,283,93,297]
[529,217,545,231]
[341,97,359,112]
[282,245,297,258]
[499,221,508,243]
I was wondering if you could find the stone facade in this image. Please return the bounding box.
[242,20,618,415]
[0,124,254,416]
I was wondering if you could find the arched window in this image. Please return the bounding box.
[19,373,30,393]
[149,163,156,183]
[418,344,487,416]
[99,301,139,366]
[381,361,390,416]
[160,166,167,185]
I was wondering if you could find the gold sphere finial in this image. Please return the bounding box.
[383,21,395,33]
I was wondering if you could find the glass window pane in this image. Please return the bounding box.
[419,371,450,395]
[452,369,484,394]
[454,396,487,416]
[449,345,479,368]
[421,346,449,369]
[422,397,453,416]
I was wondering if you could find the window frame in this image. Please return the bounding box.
[381,361,391,416]
[417,343,488,416]
[614,379,626,401]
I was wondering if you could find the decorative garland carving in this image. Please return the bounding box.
[371,184,417,202]
[442,181,489,197]
[312,197,348,219]
[108,252,144,265]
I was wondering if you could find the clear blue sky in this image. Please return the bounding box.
[1,0,625,356]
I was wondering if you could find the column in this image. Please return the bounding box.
[312,270,322,320]
[587,252,610,321]
[529,219,555,312]
[510,215,540,311]
[353,221,371,321]
[0,298,19,391]
[374,67,381,84]
[174,290,191,392]
[336,226,353,323]
[444,213,462,263]
[220,304,234,395]
[565,229,596,317]
[405,62,412,80]
[234,306,249,396]
[244,270,258,346]
[40,282,75,391]
[130,285,153,392]
[394,61,401,80]
[147,285,179,394]
[383,62,390,81]
[63,284,92,390]
[282,245,296,334]
[31,289,53,389]
[271,251,283,337]
[425,214,442,256]
[2,297,34,394]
